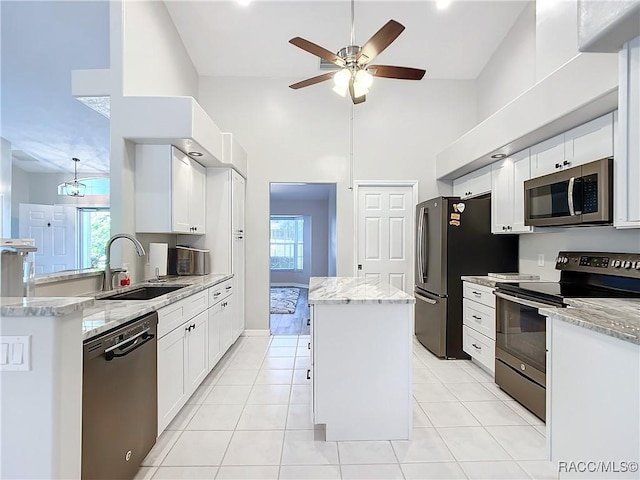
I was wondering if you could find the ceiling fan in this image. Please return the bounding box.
[288,1,426,104]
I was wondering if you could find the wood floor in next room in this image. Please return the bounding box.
[135,335,560,480]
[270,287,310,336]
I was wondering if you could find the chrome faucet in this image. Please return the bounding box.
[103,234,146,291]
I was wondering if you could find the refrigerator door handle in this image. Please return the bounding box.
[417,207,425,282]
[414,291,437,305]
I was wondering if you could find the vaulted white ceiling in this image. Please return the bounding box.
[165,0,529,80]
[2,0,528,176]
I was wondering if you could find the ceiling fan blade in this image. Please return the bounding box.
[348,77,366,104]
[289,72,336,90]
[356,20,405,65]
[368,65,426,80]
[289,37,345,67]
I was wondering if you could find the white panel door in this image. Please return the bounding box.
[19,204,76,274]
[171,149,191,233]
[357,185,414,293]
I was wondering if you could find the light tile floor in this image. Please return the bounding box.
[136,336,560,479]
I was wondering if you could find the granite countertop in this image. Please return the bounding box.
[309,277,415,305]
[461,273,541,288]
[82,274,233,340]
[540,298,640,345]
[1,274,233,341]
[35,268,104,286]
[0,297,95,317]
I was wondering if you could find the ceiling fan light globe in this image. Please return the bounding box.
[353,83,369,98]
[334,68,351,88]
[332,83,348,97]
[355,69,373,89]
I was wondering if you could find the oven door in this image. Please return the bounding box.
[494,291,550,387]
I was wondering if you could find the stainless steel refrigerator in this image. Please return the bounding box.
[415,196,518,358]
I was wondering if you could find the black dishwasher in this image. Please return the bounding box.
[82,311,158,480]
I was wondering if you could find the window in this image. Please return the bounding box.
[270,216,304,271]
[78,208,111,269]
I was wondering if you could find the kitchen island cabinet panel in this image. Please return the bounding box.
[308,277,415,441]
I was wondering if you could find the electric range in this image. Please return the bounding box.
[493,251,640,421]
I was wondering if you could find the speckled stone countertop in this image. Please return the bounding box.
[34,268,104,285]
[0,297,95,316]
[82,274,233,340]
[309,277,415,305]
[540,298,640,345]
[461,274,541,288]
[1,274,233,341]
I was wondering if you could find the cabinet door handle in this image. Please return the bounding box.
[226,286,232,290]
[213,292,221,297]
[555,163,562,169]
[191,324,196,330]
[186,325,192,332]
[502,226,506,231]
[306,369,311,380]
[563,160,570,167]
[472,315,482,322]
[472,291,481,297]
[307,318,310,326]
[472,343,482,350]
[308,342,311,350]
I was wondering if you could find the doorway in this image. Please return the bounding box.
[269,183,337,335]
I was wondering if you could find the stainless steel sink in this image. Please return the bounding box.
[98,285,189,301]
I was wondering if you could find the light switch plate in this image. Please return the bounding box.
[0,336,31,371]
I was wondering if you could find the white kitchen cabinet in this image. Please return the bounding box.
[184,310,208,396]
[453,164,492,199]
[546,317,639,471]
[310,301,412,441]
[156,290,209,435]
[206,168,245,341]
[207,278,233,369]
[491,149,533,234]
[462,281,496,376]
[530,133,565,178]
[135,145,206,234]
[157,324,187,434]
[615,37,640,229]
[530,113,613,179]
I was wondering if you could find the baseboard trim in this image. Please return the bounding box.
[242,329,271,337]
[270,283,308,289]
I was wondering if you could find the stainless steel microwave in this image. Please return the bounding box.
[524,157,613,227]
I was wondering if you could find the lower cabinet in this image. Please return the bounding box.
[157,278,236,436]
[310,302,413,441]
[462,281,496,375]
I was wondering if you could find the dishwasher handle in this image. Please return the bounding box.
[105,330,155,361]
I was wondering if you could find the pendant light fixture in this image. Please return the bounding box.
[63,157,86,197]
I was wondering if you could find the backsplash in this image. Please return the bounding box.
[519,226,640,281]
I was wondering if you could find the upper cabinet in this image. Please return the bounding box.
[615,37,640,229]
[530,113,614,178]
[135,145,206,234]
[453,164,492,199]
[491,149,533,234]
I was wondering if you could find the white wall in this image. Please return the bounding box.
[327,184,337,277]
[122,0,198,98]
[109,0,201,280]
[476,2,536,121]
[1,138,12,236]
[270,199,330,286]
[10,165,29,236]
[198,76,477,330]
[535,0,580,81]
[519,227,640,281]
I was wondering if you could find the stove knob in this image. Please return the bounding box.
[624,261,632,269]
[612,260,620,268]
[635,261,640,270]
[562,257,569,264]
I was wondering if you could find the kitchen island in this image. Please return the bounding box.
[308,276,415,441]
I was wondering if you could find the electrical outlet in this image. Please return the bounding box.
[538,254,545,267]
